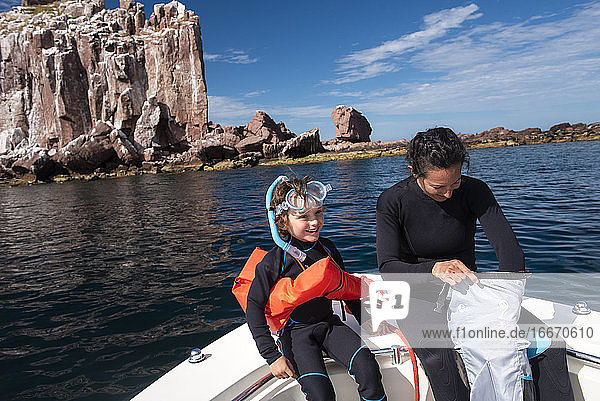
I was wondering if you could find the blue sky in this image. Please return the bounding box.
[3,0,600,140]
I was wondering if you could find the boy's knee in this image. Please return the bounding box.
[350,350,381,379]
[348,347,376,371]
[348,350,386,399]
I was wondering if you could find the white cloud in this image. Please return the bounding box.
[208,96,258,123]
[324,87,405,99]
[243,90,268,98]
[333,3,482,83]
[324,90,365,97]
[330,62,400,84]
[204,49,258,64]
[208,96,331,127]
[337,2,600,120]
[271,105,332,120]
[210,1,600,137]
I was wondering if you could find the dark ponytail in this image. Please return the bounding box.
[406,127,469,177]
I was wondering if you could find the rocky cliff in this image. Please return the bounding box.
[0,0,207,173]
[0,0,330,183]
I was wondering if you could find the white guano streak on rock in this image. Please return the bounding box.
[187,29,200,105]
[153,50,160,96]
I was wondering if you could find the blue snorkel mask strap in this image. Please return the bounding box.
[266,176,307,262]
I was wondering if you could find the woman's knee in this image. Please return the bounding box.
[414,347,457,373]
[530,346,573,401]
[298,374,335,401]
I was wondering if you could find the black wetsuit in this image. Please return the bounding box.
[246,237,386,401]
[376,175,573,401]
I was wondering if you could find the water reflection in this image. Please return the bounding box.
[0,172,247,400]
[469,142,600,272]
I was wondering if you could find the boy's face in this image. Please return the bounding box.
[282,207,325,243]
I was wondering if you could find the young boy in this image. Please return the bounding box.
[246,175,387,401]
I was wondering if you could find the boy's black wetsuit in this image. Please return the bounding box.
[377,175,573,401]
[247,237,386,401]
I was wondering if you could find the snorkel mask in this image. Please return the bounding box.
[265,176,332,261]
[275,180,332,216]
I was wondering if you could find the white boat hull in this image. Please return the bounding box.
[132,296,600,401]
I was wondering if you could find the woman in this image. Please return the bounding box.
[376,127,573,401]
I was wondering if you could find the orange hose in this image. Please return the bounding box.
[392,327,420,401]
[360,276,420,401]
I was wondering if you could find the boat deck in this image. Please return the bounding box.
[132,297,600,401]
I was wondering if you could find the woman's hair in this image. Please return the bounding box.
[270,175,313,234]
[406,127,469,177]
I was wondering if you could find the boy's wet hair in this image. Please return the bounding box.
[270,175,313,235]
[407,127,470,177]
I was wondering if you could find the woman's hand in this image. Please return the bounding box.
[269,356,297,379]
[432,260,478,286]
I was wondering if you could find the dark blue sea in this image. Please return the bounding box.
[1,141,599,400]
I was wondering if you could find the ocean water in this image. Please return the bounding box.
[1,140,599,400]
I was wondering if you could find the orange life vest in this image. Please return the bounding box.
[232,247,363,332]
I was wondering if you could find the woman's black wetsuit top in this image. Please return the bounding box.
[376,175,525,401]
[376,175,524,274]
[246,237,361,365]
[376,175,574,401]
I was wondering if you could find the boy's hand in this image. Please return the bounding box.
[362,320,396,336]
[269,356,297,379]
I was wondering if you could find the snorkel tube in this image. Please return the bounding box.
[266,176,307,262]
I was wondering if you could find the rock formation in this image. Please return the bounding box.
[195,123,243,161]
[245,111,295,143]
[10,147,60,181]
[193,110,306,162]
[279,129,325,158]
[331,106,372,142]
[323,137,408,153]
[143,1,207,136]
[54,121,141,174]
[0,128,28,154]
[21,0,55,6]
[458,122,600,147]
[0,0,207,178]
[133,96,185,152]
[0,2,371,184]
